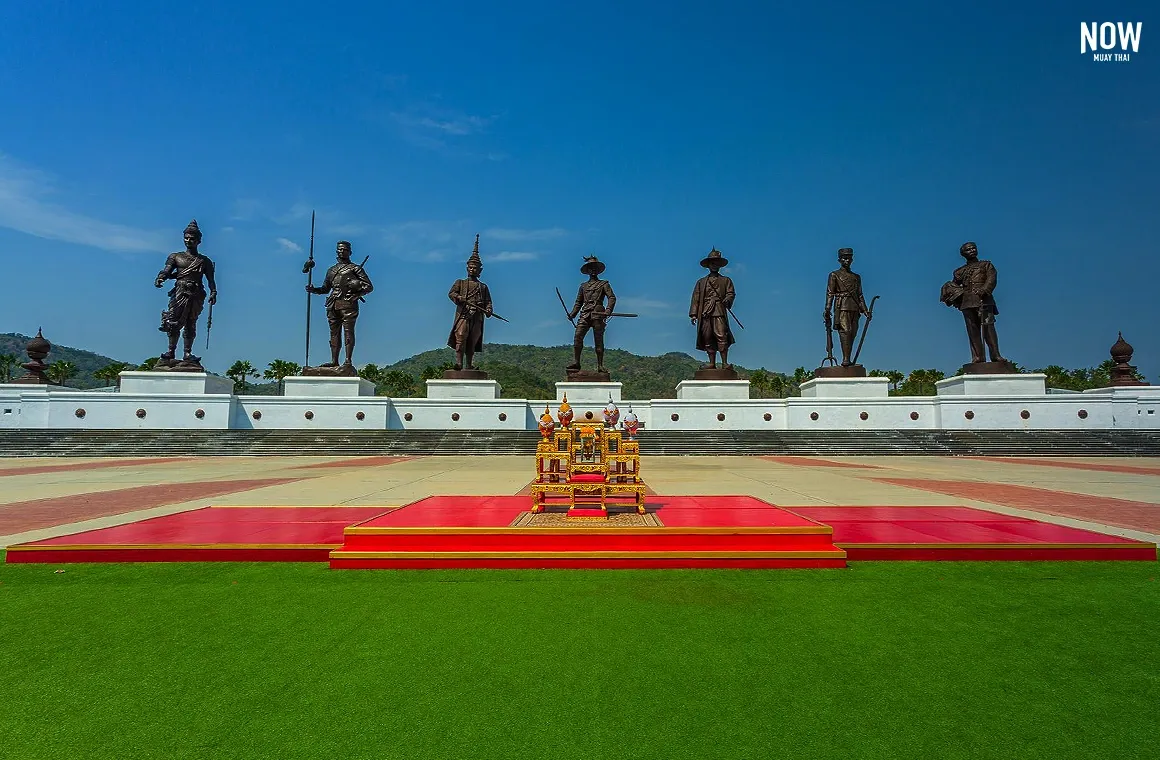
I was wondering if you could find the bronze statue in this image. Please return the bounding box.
[154,219,217,369]
[940,241,1013,371]
[561,256,622,378]
[446,235,494,373]
[817,248,874,376]
[305,240,373,373]
[689,248,738,377]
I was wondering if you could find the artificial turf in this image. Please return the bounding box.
[1,558,1157,759]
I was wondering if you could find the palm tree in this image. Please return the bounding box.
[869,369,905,393]
[46,360,77,387]
[93,361,132,387]
[263,359,301,395]
[227,360,257,392]
[0,352,17,383]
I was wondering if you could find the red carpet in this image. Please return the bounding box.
[6,497,1154,566]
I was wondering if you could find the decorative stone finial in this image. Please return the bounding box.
[1108,332,1148,387]
[12,327,52,385]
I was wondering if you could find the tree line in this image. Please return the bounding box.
[1,351,1147,396]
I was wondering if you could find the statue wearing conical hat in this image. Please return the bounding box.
[567,255,617,374]
[154,219,217,368]
[446,234,494,372]
[689,248,736,372]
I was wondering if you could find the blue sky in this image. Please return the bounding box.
[1,1,1157,380]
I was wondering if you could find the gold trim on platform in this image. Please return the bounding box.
[6,543,337,551]
[343,525,833,535]
[329,550,848,559]
[840,542,1156,549]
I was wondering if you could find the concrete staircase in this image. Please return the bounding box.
[1,429,1159,457]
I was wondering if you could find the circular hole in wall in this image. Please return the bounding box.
[671,413,679,422]
[1077,409,1088,419]
[195,409,205,419]
[910,411,919,420]
[451,413,460,421]
[404,412,413,421]
[252,410,262,420]
[135,408,146,419]
[859,411,869,421]
[716,413,725,421]
[964,410,974,420]
[498,413,507,421]
[355,411,365,421]
[304,411,314,420]
[809,412,819,421]
[763,413,771,422]
[1020,409,1030,420]
[74,408,86,418]
[584,411,594,420]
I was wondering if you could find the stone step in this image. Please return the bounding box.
[1,429,1158,457]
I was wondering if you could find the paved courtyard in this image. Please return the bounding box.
[1,454,1158,549]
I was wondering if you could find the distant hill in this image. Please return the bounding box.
[0,332,132,389]
[385,344,746,399]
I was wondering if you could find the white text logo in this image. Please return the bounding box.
[1081,22,1142,62]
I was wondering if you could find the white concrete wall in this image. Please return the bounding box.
[2,382,1158,431]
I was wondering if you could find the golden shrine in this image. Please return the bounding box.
[530,394,646,518]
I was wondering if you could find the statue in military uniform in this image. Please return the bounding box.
[446,234,493,375]
[566,256,617,378]
[819,247,871,376]
[154,219,217,370]
[689,248,738,378]
[304,240,373,374]
[940,241,1014,372]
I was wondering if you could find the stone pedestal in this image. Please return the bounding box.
[442,369,489,380]
[555,382,622,404]
[282,376,376,397]
[119,371,235,395]
[675,380,751,400]
[960,360,1018,375]
[936,373,1046,396]
[301,364,359,378]
[426,379,501,399]
[693,367,740,381]
[799,377,889,399]
[565,369,611,382]
[814,364,867,378]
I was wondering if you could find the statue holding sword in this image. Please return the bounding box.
[446,234,507,374]
[558,255,636,379]
[689,247,741,377]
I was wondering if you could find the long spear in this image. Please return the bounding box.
[302,211,316,368]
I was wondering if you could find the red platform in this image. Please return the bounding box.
[5,497,1154,566]
[329,496,847,569]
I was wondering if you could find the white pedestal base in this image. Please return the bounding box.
[555,382,622,404]
[675,380,751,400]
[799,377,890,399]
[425,379,502,399]
[936,374,1047,396]
[118,371,234,395]
[282,376,377,397]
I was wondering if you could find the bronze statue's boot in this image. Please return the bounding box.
[720,349,731,370]
[160,350,176,364]
[706,351,717,369]
[321,344,340,368]
[568,343,583,371]
[596,349,606,374]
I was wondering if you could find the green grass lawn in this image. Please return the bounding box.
[1,558,1158,759]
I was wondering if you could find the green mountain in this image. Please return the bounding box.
[0,332,133,389]
[383,343,743,399]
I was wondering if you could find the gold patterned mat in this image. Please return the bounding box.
[510,511,663,528]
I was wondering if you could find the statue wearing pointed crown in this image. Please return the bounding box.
[154,219,217,369]
[445,234,494,376]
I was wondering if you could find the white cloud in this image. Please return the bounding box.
[491,251,539,262]
[0,152,169,253]
[276,237,303,253]
[380,219,472,264]
[483,227,568,242]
